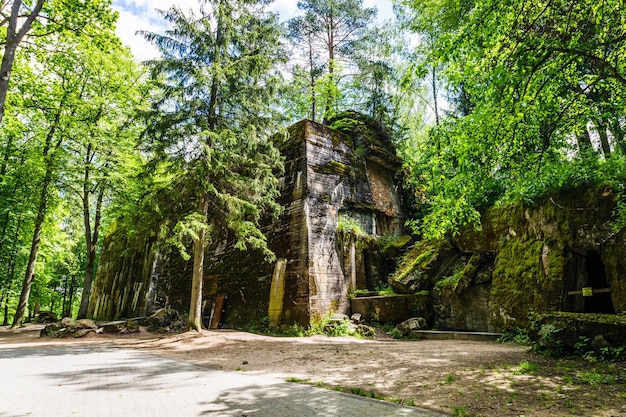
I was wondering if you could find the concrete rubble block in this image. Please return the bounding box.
[355,324,376,338]
[591,335,612,354]
[101,321,128,334]
[350,293,430,323]
[395,317,428,336]
[75,319,98,330]
[99,319,142,334]
[73,329,95,338]
[41,318,98,338]
[60,317,74,327]
[37,311,58,323]
[40,322,61,337]
[328,313,349,323]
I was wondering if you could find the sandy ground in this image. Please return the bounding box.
[1,324,625,417]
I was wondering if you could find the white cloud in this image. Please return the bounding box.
[269,0,301,22]
[112,0,394,61]
[113,0,200,61]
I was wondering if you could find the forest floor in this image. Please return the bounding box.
[1,324,625,417]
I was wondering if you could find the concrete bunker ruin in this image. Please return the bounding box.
[89,116,408,327]
[390,186,626,334]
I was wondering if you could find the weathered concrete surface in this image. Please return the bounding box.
[412,330,502,342]
[0,345,444,417]
[350,293,430,323]
[91,117,407,329]
[391,186,626,332]
[88,221,158,320]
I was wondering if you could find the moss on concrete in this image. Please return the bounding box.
[601,233,626,314]
[485,234,565,330]
[390,240,460,294]
[312,160,353,178]
[532,311,626,348]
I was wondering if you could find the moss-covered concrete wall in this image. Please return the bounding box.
[478,187,621,329]
[88,222,157,320]
[392,186,626,332]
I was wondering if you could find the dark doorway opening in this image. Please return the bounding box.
[564,250,615,314]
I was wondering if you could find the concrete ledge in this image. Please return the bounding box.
[411,330,502,342]
[350,293,429,323]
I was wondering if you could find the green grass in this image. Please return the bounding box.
[438,373,457,385]
[513,361,539,375]
[453,406,469,417]
[578,371,616,385]
[284,377,416,406]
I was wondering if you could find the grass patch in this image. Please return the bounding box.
[284,377,416,406]
[453,406,470,417]
[577,371,616,385]
[286,377,310,383]
[439,374,456,385]
[513,361,539,375]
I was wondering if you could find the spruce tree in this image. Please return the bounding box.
[141,0,285,330]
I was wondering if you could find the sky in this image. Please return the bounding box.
[112,0,396,62]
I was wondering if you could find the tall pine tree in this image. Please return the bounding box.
[289,0,376,122]
[141,0,285,330]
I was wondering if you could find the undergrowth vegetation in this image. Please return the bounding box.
[247,313,378,339]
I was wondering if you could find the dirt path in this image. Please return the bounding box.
[1,325,624,416]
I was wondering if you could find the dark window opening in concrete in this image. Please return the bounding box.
[364,251,377,291]
[585,251,615,314]
[564,250,615,314]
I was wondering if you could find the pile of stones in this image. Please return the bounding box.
[39,307,187,338]
[40,317,100,338]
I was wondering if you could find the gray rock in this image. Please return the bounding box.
[75,319,98,330]
[350,313,362,324]
[60,317,74,327]
[395,317,428,336]
[37,311,58,323]
[591,335,612,354]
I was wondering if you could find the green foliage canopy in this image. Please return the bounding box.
[399,0,626,238]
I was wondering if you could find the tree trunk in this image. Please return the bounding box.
[188,196,209,331]
[322,13,335,125]
[61,275,68,317]
[77,143,105,319]
[77,254,95,319]
[11,104,63,327]
[323,43,335,124]
[595,119,611,158]
[2,212,21,325]
[431,64,440,126]
[308,33,317,122]
[67,273,75,317]
[576,127,593,152]
[0,153,26,263]
[2,291,8,326]
[0,0,45,127]
[12,176,50,326]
